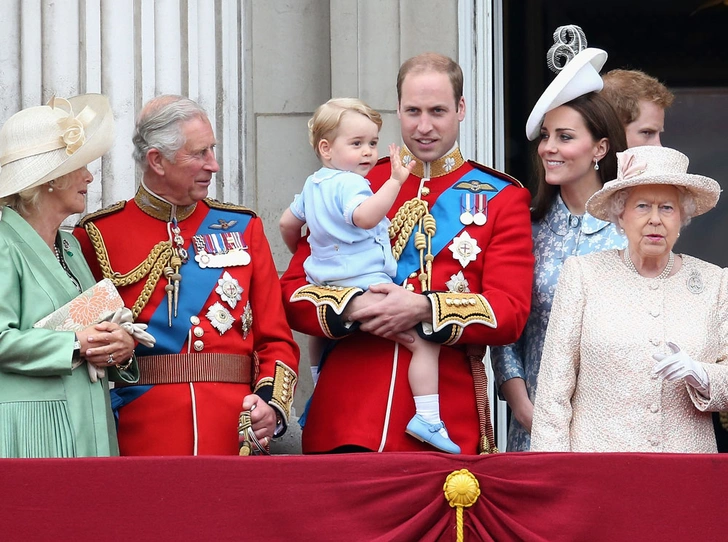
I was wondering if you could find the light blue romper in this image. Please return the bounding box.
[290,167,396,290]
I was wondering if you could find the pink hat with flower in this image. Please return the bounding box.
[586,146,721,221]
[0,94,114,199]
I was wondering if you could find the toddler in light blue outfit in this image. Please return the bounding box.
[280,98,460,453]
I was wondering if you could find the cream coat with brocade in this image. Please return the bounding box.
[531,250,728,453]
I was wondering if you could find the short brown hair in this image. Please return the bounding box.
[308,98,382,159]
[601,69,674,126]
[396,52,463,107]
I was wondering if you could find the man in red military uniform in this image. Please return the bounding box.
[75,95,298,455]
[281,53,533,455]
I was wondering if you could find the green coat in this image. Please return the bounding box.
[0,207,120,457]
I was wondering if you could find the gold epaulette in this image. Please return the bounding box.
[77,200,126,227]
[467,160,523,188]
[204,198,257,217]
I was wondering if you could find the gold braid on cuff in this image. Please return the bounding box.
[426,292,498,333]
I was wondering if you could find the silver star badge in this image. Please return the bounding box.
[206,301,235,335]
[446,271,471,293]
[448,231,481,268]
[216,271,243,309]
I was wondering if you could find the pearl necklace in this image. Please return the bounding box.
[623,250,674,280]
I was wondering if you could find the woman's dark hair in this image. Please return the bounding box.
[530,92,627,222]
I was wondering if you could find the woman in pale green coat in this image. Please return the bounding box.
[0,94,136,457]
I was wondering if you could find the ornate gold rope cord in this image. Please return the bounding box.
[85,221,174,318]
[388,197,436,290]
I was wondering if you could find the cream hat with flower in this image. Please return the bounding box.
[526,25,607,141]
[0,93,114,199]
[586,146,721,221]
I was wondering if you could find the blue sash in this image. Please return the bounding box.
[135,208,252,355]
[393,168,511,284]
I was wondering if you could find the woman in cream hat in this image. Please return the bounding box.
[531,145,728,453]
[0,94,135,457]
[491,25,628,451]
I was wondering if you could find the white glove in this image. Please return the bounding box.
[652,341,710,396]
[86,308,157,383]
[107,307,156,347]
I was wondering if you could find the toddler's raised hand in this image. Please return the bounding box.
[390,143,415,185]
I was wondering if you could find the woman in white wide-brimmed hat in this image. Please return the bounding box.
[0,94,135,457]
[531,145,728,453]
[491,25,628,451]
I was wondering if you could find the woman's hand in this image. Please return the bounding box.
[500,378,534,432]
[653,342,710,396]
[77,321,135,368]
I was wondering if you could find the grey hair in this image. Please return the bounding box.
[132,95,209,172]
[607,186,697,228]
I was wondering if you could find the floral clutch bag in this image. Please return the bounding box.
[34,278,124,331]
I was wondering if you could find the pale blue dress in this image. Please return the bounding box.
[491,195,627,451]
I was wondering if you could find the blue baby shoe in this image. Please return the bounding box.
[406,414,461,454]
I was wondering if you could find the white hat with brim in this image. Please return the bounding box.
[525,47,608,141]
[0,93,114,199]
[586,146,722,222]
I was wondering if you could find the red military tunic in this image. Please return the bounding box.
[75,186,299,455]
[281,145,533,454]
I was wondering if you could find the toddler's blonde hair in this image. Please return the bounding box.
[308,98,382,159]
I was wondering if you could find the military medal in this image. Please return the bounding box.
[473,194,487,226]
[448,231,481,268]
[460,193,474,225]
[193,232,251,268]
[446,271,471,293]
[241,301,253,340]
[206,301,235,334]
[216,271,243,309]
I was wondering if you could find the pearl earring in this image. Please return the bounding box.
[593,158,600,171]
[48,181,54,193]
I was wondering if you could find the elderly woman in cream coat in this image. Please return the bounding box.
[531,145,727,453]
[0,95,137,457]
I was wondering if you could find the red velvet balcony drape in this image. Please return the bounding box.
[2,452,726,541]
